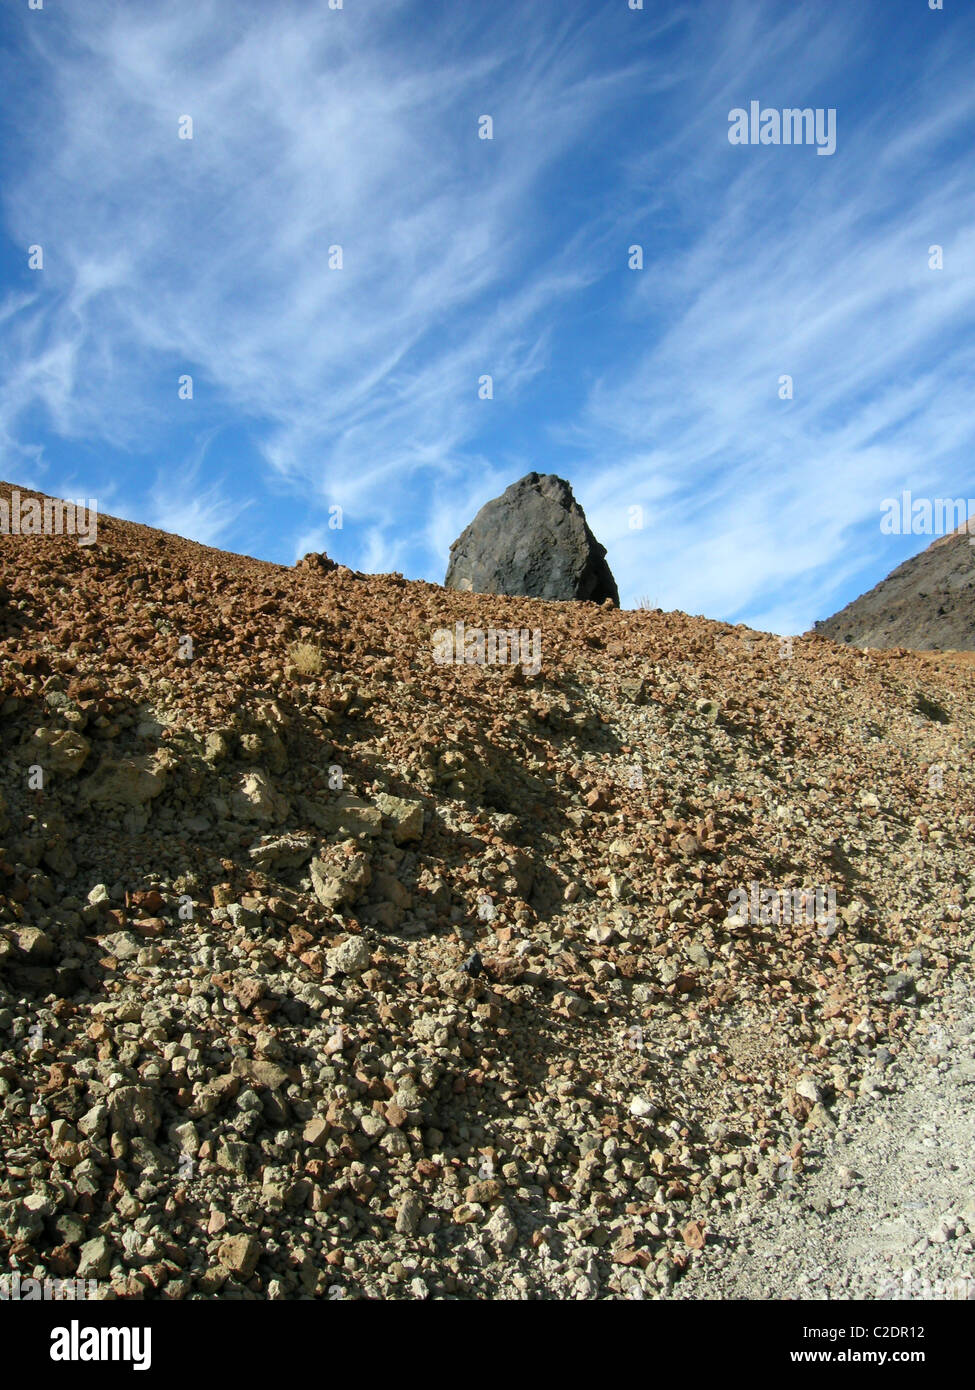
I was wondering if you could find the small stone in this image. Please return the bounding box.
[266,896,297,922]
[629,1096,658,1120]
[108,1085,161,1139]
[97,931,141,961]
[234,978,264,1012]
[217,1233,261,1280]
[77,1235,113,1280]
[303,1118,329,1147]
[373,793,425,844]
[360,1113,387,1140]
[395,1194,423,1236]
[465,1179,501,1205]
[231,1057,289,1090]
[326,936,372,975]
[452,1202,485,1225]
[795,1075,823,1104]
[682,1221,706,1250]
[14,927,54,963]
[227,902,263,932]
[486,1204,518,1253]
[230,768,290,824]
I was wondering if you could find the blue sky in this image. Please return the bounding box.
[1,0,973,634]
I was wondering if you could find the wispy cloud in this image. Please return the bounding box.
[566,0,975,630]
[1,0,644,502]
[1,0,973,633]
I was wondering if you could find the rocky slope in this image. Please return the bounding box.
[1,481,973,1300]
[815,520,975,651]
[674,967,975,1301]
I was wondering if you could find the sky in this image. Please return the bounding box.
[1,0,973,635]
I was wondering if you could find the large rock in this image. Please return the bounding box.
[310,849,372,911]
[444,473,619,605]
[326,935,372,975]
[78,753,168,807]
[230,768,290,824]
[373,793,424,844]
[217,1233,261,1280]
[248,832,316,869]
[108,1085,161,1139]
[27,728,91,776]
[76,1235,113,1280]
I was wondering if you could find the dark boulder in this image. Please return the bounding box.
[444,473,619,605]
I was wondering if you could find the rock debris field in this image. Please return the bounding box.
[1,485,973,1301]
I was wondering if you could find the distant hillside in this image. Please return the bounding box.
[815,522,975,650]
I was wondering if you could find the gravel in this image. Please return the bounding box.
[673,972,975,1301]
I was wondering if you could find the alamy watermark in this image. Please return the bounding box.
[50,1319,151,1370]
[1,1270,97,1301]
[432,620,541,676]
[875,1270,974,1301]
[0,490,98,546]
[880,491,975,541]
[728,102,836,156]
[728,881,837,931]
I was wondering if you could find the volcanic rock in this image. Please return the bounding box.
[444,472,619,604]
